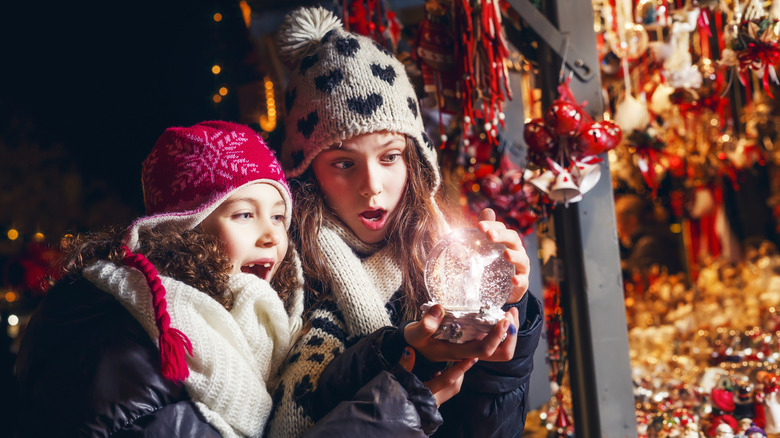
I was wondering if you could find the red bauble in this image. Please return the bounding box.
[544,101,583,137]
[600,120,622,146]
[479,175,504,198]
[523,118,555,152]
[502,170,525,194]
[491,194,513,212]
[573,122,611,157]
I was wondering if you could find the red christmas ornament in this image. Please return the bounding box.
[479,174,503,198]
[712,388,736,412]
[600,120,622,145]
[544,101,583,137]
[502,171,525,194]
[573,122,612,157]
[523,118,555,152]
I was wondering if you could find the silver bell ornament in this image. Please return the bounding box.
[423,229,515,343]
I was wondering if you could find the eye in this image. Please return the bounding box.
[333,160,354,170]
[382,153,401,164]
[232,212,253,221]
[271,214,285,223]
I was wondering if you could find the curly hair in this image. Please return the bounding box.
[291,136,450,320]
[59,224,298,310]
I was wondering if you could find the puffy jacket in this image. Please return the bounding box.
[317,291,544,438]
[269,290,543,438]
[15,278,221,437]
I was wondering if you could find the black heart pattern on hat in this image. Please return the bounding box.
[298,111,319,139]
[335,37,360,57]
[285,88,297,112]
[315,69,344,94]
[300,54,319,74]
[291,150,305,167]
[407,97,418,118]
[321,29,335,44]
[422,131,434,150]
[347,93,383,116]
[370,64,396,85]
[372,40,394,57]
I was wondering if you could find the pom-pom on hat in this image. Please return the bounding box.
[125,120,292,252]
[277,6,440,191]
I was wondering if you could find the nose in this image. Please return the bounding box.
[257,222,281,247]
[359,163,383,198]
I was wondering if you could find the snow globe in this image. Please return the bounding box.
[422,228,515,343]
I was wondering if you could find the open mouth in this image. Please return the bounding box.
[359,209,388,231]
[241,262,273,281]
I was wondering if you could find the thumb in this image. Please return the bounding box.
[404,304,444,345]
[399,347,415,372]
[478,208,496,222]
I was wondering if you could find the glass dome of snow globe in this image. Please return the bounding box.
[423,228,515,343]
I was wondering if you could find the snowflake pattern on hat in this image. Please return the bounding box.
[143,126,283,215]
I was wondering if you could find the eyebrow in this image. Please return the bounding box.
[326,138,405,152]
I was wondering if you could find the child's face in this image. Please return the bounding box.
[200,183,288,281]
[311,131,408,244]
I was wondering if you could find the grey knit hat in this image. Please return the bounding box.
[277,6,440,190]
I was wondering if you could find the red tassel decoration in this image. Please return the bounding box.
[121,245,193,382]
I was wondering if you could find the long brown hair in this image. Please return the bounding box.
[59,224,299,310]
[291,136,449,320]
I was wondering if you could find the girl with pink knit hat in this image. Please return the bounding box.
[16,121,304,437]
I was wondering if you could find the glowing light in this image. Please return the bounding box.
[8,315,18,326]
[239,1,252,28]
[213,95,222,103]
[4,292,16,303]
[33,232,44,242]
[259,76,277,132]
[670,223,681,233]
[213,13,222,22]
[212,65,221,75]
[7,229,18,240]
[219,87,228,96]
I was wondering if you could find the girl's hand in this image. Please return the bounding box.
[404,304,520,363]
[398,346,478,406]
[477,207,530,304]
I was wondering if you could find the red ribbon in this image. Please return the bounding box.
[737,41,780,98]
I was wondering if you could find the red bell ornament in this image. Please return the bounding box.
[523,118,555,152]
[573,122,611,157]
[544,101,583,137]
[600,120,622,147]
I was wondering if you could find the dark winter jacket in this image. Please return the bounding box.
[15,278,221,437]
[17,277,440,438]
[268,288,543,438]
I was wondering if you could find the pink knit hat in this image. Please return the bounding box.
[120,120,291,382]
[125,120,292,251]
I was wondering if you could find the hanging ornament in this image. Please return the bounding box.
[720,8,780,98]
[344,0,401,49]
[635,0,670,29]
[523,79,620,206]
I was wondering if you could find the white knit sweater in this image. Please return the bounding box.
[83,260,303,438]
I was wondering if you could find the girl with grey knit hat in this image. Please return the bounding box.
[268,6,543,437]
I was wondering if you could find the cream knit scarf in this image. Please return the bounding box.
[83,260,303,438]
[317,214,402,336]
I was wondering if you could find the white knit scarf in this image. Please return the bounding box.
[83,260,303,438]
[316,214,402,336]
